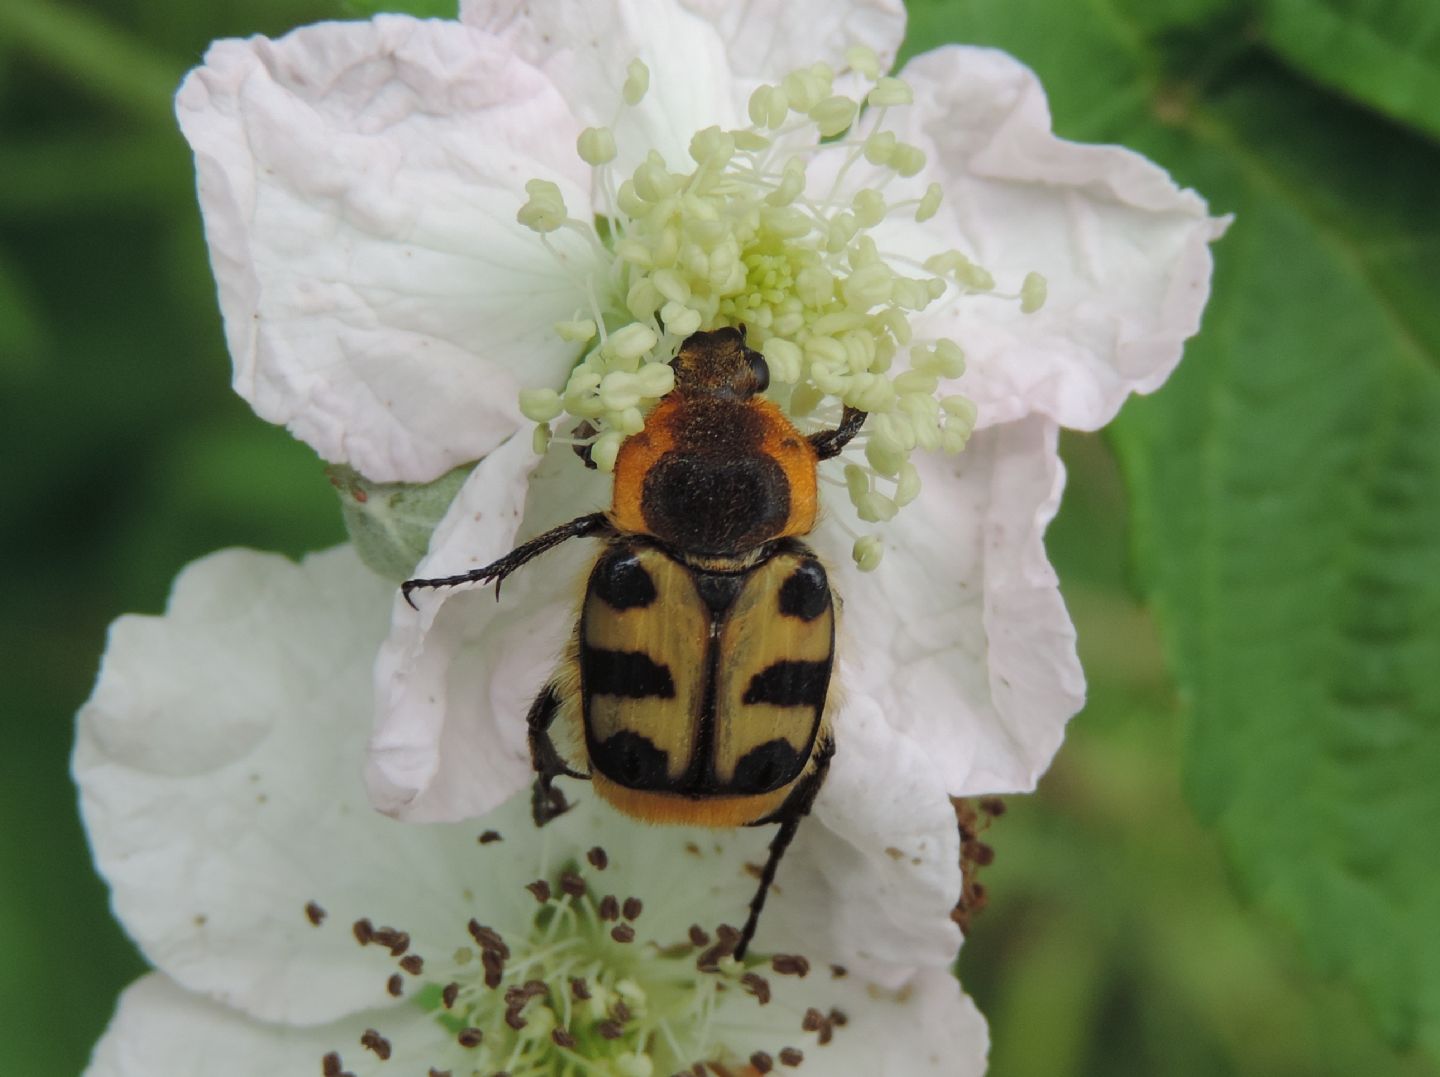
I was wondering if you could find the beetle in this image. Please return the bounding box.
[402,326,865,956]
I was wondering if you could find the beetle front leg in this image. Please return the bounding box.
[401,512,612,608]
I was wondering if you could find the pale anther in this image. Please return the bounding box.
[622,59,650,105]
[1021,271,1048,313]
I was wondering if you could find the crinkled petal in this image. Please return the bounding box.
[75,547,492,1025]
[671,0,905,83]
[87,973,448,1076]
[463,0,745,175]
[176,16,597,483]
[368,432,606,822]
[894,45,1227,431]
[809,416,1084,794]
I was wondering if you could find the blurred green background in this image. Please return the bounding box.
[3,0,1437,1073]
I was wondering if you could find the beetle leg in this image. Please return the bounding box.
[527,682,588,826]
[401,512,612,608]
[808,407,867,461]
[735,736,835,959]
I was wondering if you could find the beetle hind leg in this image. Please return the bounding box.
[735,737,835,959]
[527,680,587,827]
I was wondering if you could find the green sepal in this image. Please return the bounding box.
[327,462,472,582]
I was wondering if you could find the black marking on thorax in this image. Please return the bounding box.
[641,398,791,555]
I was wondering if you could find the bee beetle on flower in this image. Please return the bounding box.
[404,326,867,956]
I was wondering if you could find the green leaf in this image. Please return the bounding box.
[1115,70,1440,1055]
[1259,0,1440,142]
[905,0,1440,1060]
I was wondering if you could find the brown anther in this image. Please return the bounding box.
[715,924,740,945]
[552,1028,577,1049]
[829,964,847,979]
[442,982,460,1009]
[980,796,1006,816]
[485,965,503,989]
[613,1000,632,1023]
[749,1052,774,1074]
[430,1070,452,1077]
[817,1022,834,1046]
[571,977,592,1000]
[743,861,764,879]
[323,1052,343,1077]
[526,880,552,903]
[587,846,609,870]
[397,953,423,975]
[771,954,810,977]
[802,1008,824,1032]
[505,1010,528,1031]
[457,1027,484,1048]
[778,1047,804,1066]
[611,923,636,943]
[305,901,327,926]
[359,1029,392,1061]
[386,973,404,997]
[741,972,771,1004]
[352,919,374,945]
[973,842,995,866]
[478,830,503,844]
[696,941,732,970]
[688,925,711,947]
[373,928,410,956]
[482,949,505,978]
[469,922,510,959]
[523,979,549,998]
[622,897,643,920]
[597,1020,624,1040]
[598,895,620,921]
[559,871,587,898]
[828,1008,848,1027]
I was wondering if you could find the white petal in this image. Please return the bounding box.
[896,45,1227,431]
[824,967,989,1074]
[76,547,494,1024]
[707,965,988,1075]
[670,0,906,83]
[87,973,451,1076]
[764,696,964,983]
[464,0,747,174]
[176,17,597,482]
[810,417,1084,794]
[369,431,608,822]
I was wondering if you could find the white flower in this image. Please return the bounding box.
[175,2,1223,819]
[77,547,985,1075]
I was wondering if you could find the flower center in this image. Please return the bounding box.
[516,48,1046,568]
[324,849,828,1076]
